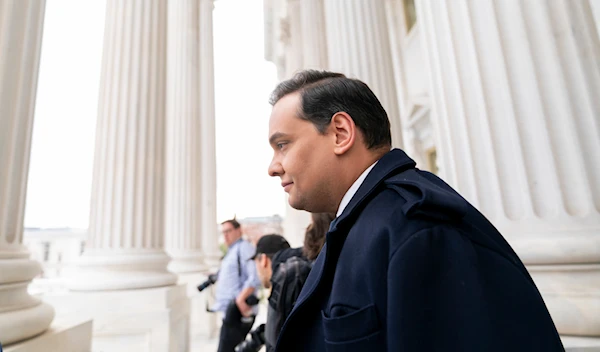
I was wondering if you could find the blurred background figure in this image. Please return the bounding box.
[303,213,336,262]
[211,219,261,352]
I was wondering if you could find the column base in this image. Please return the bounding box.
[167,249,206,273]
[0,301,55,345]
[176,272,219,339]
[44,284,190,352]
[562,335,600,351]
[202,251,222,272]
[0,256,55,344]
[529,263,600,336]
[4,315,92,352]
[66,250,177,291]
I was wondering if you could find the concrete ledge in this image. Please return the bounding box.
[563,336,600,352]
[5,316,92,352]
[44,284,189,352]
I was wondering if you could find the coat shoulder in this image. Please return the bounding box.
[350,169,471,253]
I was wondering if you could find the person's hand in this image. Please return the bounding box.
[235,295,252,317]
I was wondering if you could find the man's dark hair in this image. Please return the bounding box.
[269,70,392,149]
[221,218,241,229]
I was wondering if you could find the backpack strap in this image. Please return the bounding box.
[237,242,242,278]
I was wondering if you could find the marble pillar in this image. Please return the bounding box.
[323,0,404,148]
[0,0,55,345]
[417,0,600,336]
[70,0,176,291]
[165,0,205,274]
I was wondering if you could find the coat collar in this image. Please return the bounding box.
[329,148,416,234]
[293,149,416,310]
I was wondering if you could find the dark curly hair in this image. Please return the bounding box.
[303,213,336,261]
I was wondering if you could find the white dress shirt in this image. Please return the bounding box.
[336,161,378,217]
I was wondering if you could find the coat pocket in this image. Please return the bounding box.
[323,330,384,352]
[322,304,384,351]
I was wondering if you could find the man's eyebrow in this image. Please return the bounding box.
[269,132,289,145]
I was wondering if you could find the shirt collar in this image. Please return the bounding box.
[336,161,378,217]
[228,238,242,248]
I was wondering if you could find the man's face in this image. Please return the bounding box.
[221,222,241,246]
[255,254,272,289]
[268,93,336,212]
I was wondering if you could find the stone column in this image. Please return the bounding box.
[199,0,221,269]
[592,1,600,39]
[165,0,205,274]
[417,0,600,336]
[283,0,328,75]
[323,0,404,148]
[164,1,219,341]
[0,0,55,345]
[300,0,328,70]
[282,0,304,78]
[69,0,176,291]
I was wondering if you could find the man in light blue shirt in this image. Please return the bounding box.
[213,218,260,352]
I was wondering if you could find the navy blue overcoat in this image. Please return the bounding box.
[275,149,563,352]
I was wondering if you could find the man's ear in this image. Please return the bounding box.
[329,112,356,155]
[260,254,269,269]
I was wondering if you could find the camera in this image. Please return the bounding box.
[235,323,265,352]
[224,295,260,325]
[197,273,218,292]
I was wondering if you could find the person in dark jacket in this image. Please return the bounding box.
[266,70,564,351]
[265,247,311,351]
[236,235,312,352]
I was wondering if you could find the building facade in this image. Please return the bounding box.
[1,0,219,350]
[1,0,600,351]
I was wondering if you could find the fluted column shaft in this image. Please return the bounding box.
[323,0,403,148]
[199,0,220,268]
[0,0,55,345]
[417,0,600,336]
[300,0,328,70]
[165,0,205,273]
[71,0,176,290]
[283,0,303,78]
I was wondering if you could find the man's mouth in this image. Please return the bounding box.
[282,182,293,192]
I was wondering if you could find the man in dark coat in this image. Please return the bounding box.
[266,70,564,351]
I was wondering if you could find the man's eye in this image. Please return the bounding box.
[277,142,287,150]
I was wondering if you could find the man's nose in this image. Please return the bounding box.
[268,157,283,177]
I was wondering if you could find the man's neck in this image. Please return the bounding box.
[228,237,242,248]
[334,147,388,212]
[336,160,378,217]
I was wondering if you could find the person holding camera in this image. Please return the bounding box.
[210,218,261,352]
[236,213,334,352]
[236,234,312,352]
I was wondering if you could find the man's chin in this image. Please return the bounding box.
[289,196,332,213]
[288,197,307,211]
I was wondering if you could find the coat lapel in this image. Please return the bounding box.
[290,149,417,310]
[330,149,416,232]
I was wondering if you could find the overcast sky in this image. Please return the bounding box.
[24,0,285,229]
